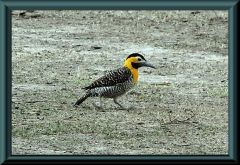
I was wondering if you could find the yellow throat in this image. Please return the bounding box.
[123,57,139,83]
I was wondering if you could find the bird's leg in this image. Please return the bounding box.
[125,93,135,110]
[113,97,135,110]
[113,97,125,109]
[125,91,130,102]
[92,97,103,109]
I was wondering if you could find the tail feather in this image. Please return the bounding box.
[74,92,91,107]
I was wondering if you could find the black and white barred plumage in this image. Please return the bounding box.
[74,67,135,106]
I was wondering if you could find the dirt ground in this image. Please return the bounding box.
[11,10,228,155]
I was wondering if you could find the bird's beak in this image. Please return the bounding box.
[139,61,156,69]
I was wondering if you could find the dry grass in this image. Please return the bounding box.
[12,10,228,155]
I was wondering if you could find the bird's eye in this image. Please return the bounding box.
[138,58,142,61]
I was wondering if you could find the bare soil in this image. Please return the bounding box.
[12,10,228,155]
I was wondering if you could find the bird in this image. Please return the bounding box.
[74,53,156,110]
